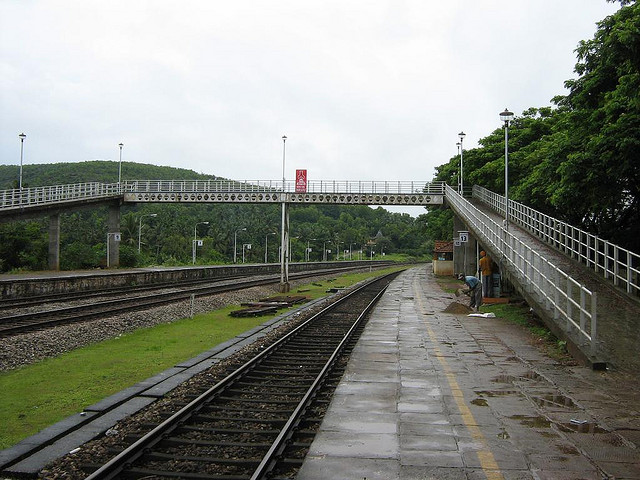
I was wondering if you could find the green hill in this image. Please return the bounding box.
[0,160,217,190]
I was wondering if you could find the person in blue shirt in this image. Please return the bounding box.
[458,273,482,311]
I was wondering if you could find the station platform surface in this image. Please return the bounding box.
[296,266,640,480]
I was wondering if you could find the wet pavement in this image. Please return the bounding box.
[296,266,640,480]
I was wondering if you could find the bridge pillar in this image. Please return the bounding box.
[453,216,478,277]
[279,201,290,292]
[107,203,121,268]
[48,213,60,271]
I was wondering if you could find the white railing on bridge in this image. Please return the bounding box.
[473,185,639,298]
[447,185,597,356]
[123,179,445,195]
[0,183,121,209]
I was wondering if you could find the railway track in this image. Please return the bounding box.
[0,266,372,337]
[82,272,399,480]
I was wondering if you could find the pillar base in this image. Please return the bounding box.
[279,282,290,293]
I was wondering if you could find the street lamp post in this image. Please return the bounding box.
[234,227,246,263]
[499,108,514,229]
[138,213,158,253]
[18,133,26,193]
[193,221,209,265]
[280,135,289,291]
[265,232,276,263]
[458,131,466,195]
[118,143,124,191]
[456,142,461,192]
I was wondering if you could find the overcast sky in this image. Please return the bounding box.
[0,1,620,194]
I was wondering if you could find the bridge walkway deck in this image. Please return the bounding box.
[296,266,640,480]
[470,198,640,374]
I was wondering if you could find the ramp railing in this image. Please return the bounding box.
[0,183,121,210]
[446,185,597,356]
[473,185,639,298]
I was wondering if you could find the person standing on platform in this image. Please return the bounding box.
[478,250,493,298]
[458,273,482,311]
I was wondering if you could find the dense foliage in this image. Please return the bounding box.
[431,0,640,253]
[0,161,432,272]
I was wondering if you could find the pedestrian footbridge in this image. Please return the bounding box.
[1,179,638,372]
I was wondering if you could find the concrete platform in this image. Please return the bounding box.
[297,266,640,480]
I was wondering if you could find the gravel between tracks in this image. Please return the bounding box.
[0,274,337,372]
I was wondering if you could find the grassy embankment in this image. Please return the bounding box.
[0,266,405,449]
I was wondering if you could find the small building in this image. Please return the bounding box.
[433,241,454,276]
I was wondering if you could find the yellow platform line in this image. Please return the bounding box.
[413,277,504,480]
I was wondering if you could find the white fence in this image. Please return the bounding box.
[0,183,121,209]
[473,185,639,298]
[123,179,445,195]
[0,180,445,212]
[447,185,597,356]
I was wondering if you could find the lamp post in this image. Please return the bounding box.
[193,221,209,264]
[265,232,276,263]
[118,143,124,190]
[499,108,514,229]
[280,135,289,291]
[456,142,461,192]
[138,213,158,253]
[282,135,287,190]
[18,133,26,193]
[234,227,246,263]
[458,131,466,195]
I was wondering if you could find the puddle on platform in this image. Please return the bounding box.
[492,375,516,384]
[475,390,519,397]
[558,421,609,434]
[532,394,577,409]
[491,371,542,384]
[510,415,552,429]
[471,398,489,406]
[520,370,543,381]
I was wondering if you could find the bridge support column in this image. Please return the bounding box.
[107,203,121,268]
[48,213,60,271]
[453,217,478,277]
[279,201,290,292]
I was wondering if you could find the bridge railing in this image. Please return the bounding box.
[0,183,121,209]
[447,185,597,356]
[123,179,445,195]
[473,185,639,298]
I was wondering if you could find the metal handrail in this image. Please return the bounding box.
[0,182,121,209]
[473,185,639,298]
[123,179,445,195]
[0,180,445,211]
[447,185,597,355]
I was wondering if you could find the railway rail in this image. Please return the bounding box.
[0,266,376,337]
[82,271,399,480]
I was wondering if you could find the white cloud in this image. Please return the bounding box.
[0,0,620,196]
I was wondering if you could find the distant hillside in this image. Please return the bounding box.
[0,161,219,190]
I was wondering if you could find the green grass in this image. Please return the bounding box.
[0,266,404,449]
